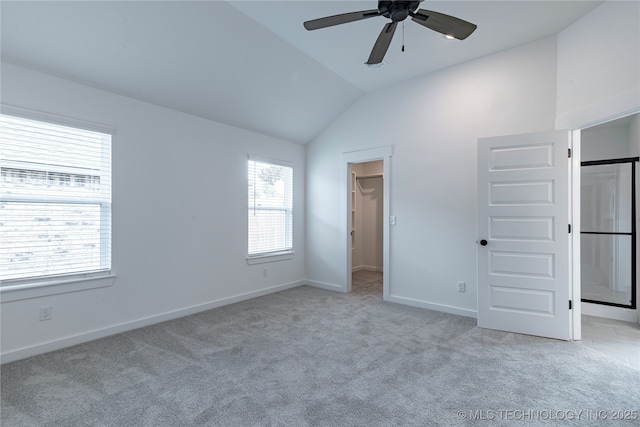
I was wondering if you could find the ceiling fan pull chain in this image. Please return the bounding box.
[402,21,405,52]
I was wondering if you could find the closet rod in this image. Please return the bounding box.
[355,173,383,180]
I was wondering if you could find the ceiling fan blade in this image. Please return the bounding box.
[304,9,381,31]
[367,22,397,65]
[411,9,477,40]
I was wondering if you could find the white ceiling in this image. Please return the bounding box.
[231,0,601,92]
[1,1,601,144]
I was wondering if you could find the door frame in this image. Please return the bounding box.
[342,146,392,299]
[560,94,640,334]
[570,129,582,340]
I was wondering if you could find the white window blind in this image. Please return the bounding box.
[0,112,112,282]
[248,157,293,256]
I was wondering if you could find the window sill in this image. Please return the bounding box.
[246,252,294,265]
[0,273,116,302]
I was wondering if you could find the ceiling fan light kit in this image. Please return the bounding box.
[303,0,477,65]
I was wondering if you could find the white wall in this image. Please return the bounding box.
[581,123,631,161]
[556,1,640,128]
[306,37,558,316]
[0,63,306,362]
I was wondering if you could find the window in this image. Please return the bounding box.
[248,157,293,258]
[0,111,112,283]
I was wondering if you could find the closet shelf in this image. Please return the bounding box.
[356,173,383,180]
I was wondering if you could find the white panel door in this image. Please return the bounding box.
[477,130,572,340]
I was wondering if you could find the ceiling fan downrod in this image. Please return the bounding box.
[402,21,405,52]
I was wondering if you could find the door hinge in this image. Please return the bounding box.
[568,224,572,234]
[569,300,572,310]
[568,148,572,158]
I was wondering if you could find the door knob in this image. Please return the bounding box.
[479,239,488,246]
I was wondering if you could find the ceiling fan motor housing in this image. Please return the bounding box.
[379,0,422,22]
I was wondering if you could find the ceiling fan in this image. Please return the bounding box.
[303,0,477,65]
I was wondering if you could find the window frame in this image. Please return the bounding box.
[0,105,116,299]
[247,156,294,264]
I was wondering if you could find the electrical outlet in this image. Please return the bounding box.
[39,306,52,321]
[457,281,466,293]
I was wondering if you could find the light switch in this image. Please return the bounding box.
[390,216,396,226]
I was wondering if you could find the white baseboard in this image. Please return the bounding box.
[305,280,345,292]
[352,265,383,272]
[0,280,305,364]
[387,295,477,319]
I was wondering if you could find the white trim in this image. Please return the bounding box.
[345,163,353,292]
[388,295,477,319]
[562,97,640,335]
[1,104,115,135]
[382,154,391,301]
[0,111,113,284]
[0,195,108,205]
[343,146,393,163]
[306,279,345,292]
[0,274,116,303]
[248,154,293,168]
[246,252,294,265]
[0,279,304,364]
[570,130,582,340]
[342,146,392,300]
[247,158,294,257]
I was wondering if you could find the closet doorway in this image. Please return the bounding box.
[351,160,384,297]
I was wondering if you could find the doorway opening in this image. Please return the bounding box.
[351,160,384,297]
[342,146,391,299]
[579,112,640,322]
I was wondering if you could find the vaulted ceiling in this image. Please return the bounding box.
[1,1,601,144]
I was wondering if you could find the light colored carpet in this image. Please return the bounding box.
[2,272,639,426]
